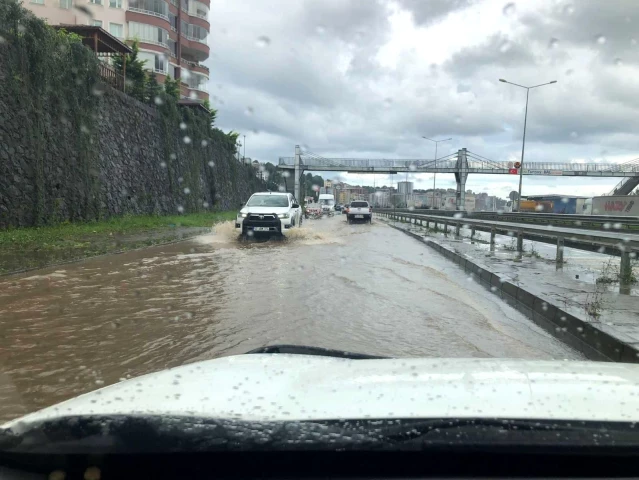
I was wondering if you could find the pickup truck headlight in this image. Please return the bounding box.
[238,212,247,218]
[277,213,290,219]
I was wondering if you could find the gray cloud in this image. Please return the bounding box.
[394,0,478,26]
[206,0,639,198]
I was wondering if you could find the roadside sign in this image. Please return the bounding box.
[509,168,518,174]
[514,162,521,168]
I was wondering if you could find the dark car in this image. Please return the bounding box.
[334,204,342,212]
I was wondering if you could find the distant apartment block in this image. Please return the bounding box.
[25,0,210,100]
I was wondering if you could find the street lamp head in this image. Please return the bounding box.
[549,80,558,84]
[499,78,507,82]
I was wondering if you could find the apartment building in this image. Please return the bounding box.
[25,0,210,100]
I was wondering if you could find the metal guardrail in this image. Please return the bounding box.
[378,211,639,284]
[377,209,639,232]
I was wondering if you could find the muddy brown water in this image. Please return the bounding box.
[0,215,583,422]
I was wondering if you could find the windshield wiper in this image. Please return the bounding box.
[366,418,639,450]
[245,345,388,359]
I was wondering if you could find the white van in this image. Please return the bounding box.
[318,194,335,213]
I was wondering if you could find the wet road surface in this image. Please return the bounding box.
[0,215,583,422]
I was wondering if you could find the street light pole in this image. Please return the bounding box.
[243,134,246,163]
[499,78,557,211]
[422,136,452,210]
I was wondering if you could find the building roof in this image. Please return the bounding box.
[526,194,589,200]
[53,25,132,55]
[177,99,210,114]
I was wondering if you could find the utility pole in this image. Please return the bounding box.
[499,78,557,211]
[422,137,452,210]
[243,134,246,163]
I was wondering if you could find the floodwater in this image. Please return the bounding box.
[0,215,582,422]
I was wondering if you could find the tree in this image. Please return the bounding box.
[145,71,162,105]
[113,39,147,101]
[201,99,218,128]
[163,75,180,100]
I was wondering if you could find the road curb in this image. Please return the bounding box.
[386,221,638,363]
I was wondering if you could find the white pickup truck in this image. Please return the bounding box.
[345,200,372,223]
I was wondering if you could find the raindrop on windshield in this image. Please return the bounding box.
[453,212,463,219]
[48,470,66,480]
[614,58,623,66]
[256,36,270,48]
[570,131,579,138]
[563,4,575,15]
[91,83,106,96]
[278,185,286,192]
[632,38,638,46]
[183,136,192,144]
[502,2,515,16]
[170,153,177,160]
[245,106,254,116]
[160,161,167,168]
[177,205,184,213]
[203,201,209,208]
[84,466,101,480]
[383,98,393,108]
[180,122,187,130]
[208,161,215,167]
[409,163,417,171]
[595,35,606,45]
[201,139,208,147]
[184,187,191,195]
[565,69,574,76]
[315,25,326,34]
[548,38,559,49]
[154,96,164,105]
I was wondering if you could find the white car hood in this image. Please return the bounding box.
[5,355,639,428]
[241,206,289,214]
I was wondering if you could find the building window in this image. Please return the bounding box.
[109,0,121,7]
[30,0,45,5]
[59,0,72,8]
[128,22,168,47]
[109,22,123,37]
[154,54,166,73]
[89,0,102,4]
[92,20,102,27]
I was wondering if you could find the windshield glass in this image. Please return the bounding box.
[246,195,289,207]
[2,0,639,458]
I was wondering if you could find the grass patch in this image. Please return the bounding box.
[0,211,236,274]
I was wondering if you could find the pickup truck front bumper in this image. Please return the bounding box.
[236,214,295,236]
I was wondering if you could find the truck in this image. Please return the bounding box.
[582,196,639,216]
[345,200,372,223]
[318,193,335,214]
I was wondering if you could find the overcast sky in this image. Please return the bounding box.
[207,0,639,198]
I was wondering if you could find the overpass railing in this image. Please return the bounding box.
[278,156,639,174]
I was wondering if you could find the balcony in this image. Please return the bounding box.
[127,7,169,21]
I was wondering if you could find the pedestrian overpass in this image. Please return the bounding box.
[278,146,639,209]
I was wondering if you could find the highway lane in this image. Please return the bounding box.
[0,215,583,422]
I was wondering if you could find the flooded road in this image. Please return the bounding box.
[0,215,582,422]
